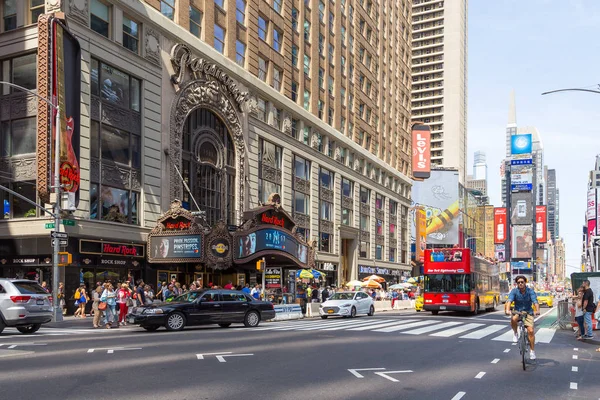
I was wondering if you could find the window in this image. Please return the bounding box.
[160,0,175,20]
[319,233,331,253]
[258,57,268,81]
[341,26,346,43]
[342,208,352,226]
[30,0,45,24]
[236,40,246,66]
[273,108,282,129]
[304,19,310,41]
[303,54,310,75]
[236,0,246,24]
[302,126,310,145]
[389,223,396,235]
[291,45,299,67]
[258,139,282,203]
[328,108,333,125]
[294,155,311,180]
[319,167,332,189]
[272,67,282,91]
[2,117,36,156]
[360,241,369,258]
[292,8,299,31]
[214,0,225,9]
[329,12,334,31]
[258,16,268,41]
[328,43,334,64]
[8,53,37,91]
[318,100,324,119]
[122,16,139,53]
[389,200,397,215]
[341,56,346,75]
[320,200,332,221]
[389,247,396,262]
[360,186,370,204]
[91,0,110,37]
[340,87,346,105]
[90,183,139,224]
[319,33,324,56]
[319,1,325,22]
[291,119,298,138]
[214,24,225,53]
[376,219,383,235]
[0,181,37,219]
[294,191,310,214]
[256,98,267,122]
[189,6,202,37]
[375,245,383,260]
[273,28,282,52]
[291,81,298,102]
[342,177,353,197]
[328,76,333,95]
[273,0,282,13]
[318,68,324,89]
[375,193,384,209]
[91,60,140,111]
[360,213,369,231]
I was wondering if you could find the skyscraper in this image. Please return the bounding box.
[473,151,487,181]
[411,0,469,183]
[547,169,558,241]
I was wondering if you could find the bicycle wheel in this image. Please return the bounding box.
[521,327,527,370]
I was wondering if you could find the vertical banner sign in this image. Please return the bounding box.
[52,19,81,207]
[493,208,507,244]
[412,123,431,179]
[587,189,597,243]
[535,206,547,243]
[415,207,427,263]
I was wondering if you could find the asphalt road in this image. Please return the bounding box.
[0,308,597,400]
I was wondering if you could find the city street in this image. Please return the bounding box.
[0,310,596,400]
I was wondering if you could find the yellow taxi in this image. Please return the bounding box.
[415,295,424,312]
[535,291,554,308]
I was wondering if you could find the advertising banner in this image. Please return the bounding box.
[411,170,460,245]
[510,134,532,155]
[494,208,507,244]
[149,235,203,260]
[511,225,533,259]
[415,207,427,263]
[495,244,506,262]
[484,206,495,258]
[412,123,431,179]
[234,228,308,264]
[511,261,532,270]
[511,164,533,192]
[265,267,282,289]
[535,205,548,243]
[588,189,597,241]
[511,192,532,225]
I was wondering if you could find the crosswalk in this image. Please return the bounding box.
[0,327,128,338]
[254,318,557,343]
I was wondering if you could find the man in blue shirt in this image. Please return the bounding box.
[505,275,540,360]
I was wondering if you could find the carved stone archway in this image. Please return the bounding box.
[169,50,248,224]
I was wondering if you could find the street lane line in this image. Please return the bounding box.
[348,368,386,378]
[430,323,484,337]
[574,348,578,351]
[461,324,505,339]
[296,320,373,331]
[347,319,418,331]
[572,366,578,372]
[374,320,439,333]
[475,372,486,379]
[570,382,577,390]
[320,320,395,331]
[491,359,499,364]
[403,321,462,335]
[573,355,578,360]
[535,328,556,343]
[503,349,511,353]
[451,392,466,400]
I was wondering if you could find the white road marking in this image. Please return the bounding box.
[491,359,500,364]
[574,348,578,351]
[503,349,511,353]
[572,366,578,372]
[430,323,484,337]
[451,392,466,400]
[374,320,439,333]
[374,370,413,382]
[196,352,232,360]
[491,329,517,342]
[535,328,556,343]
[573,355,578,360]
[216,353,253,362]
[570,382,577,390]
[403,321,462,335]
[347,368,386,378]
[461,324,505,339]
[475,372,486,379]
[347,320,418,331]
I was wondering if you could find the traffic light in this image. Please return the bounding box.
[256,259,265,271]
[58,252,72,266]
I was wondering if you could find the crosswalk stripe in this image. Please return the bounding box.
[296,319,372,331]
[347,319,418,331]
[320,319,395,331]
[535,328,556,344]
[430,323,485,337]
[461,324,506,339]
[403,321,462,335]
[491,329,516,342]
[374,320,439,333]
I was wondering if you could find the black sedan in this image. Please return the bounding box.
[127,289,276,331]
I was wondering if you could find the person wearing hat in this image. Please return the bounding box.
[116,283,133,326]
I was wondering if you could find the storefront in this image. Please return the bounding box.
[319,262,338,288]
[358,265,409,287]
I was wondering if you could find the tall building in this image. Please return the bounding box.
[467,150,488,204]
[0,0,414,304]
[547,169,558,241]
[473,151,487,181]
[411,0,468,183]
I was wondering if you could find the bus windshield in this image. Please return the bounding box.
[424,274,471,293]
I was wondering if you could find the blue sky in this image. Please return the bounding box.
[467,0,600,277]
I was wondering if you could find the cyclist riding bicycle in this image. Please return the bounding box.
[504,275,540,360]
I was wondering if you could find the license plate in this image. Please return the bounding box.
[442,300,449,303]
[36,299,44,305]
[439,306,446,310]
[327,310,334,314]
[128,317,135,324]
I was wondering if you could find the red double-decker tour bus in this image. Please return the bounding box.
[423,248,500,315]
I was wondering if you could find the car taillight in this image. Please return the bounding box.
[10,296,31,303]
[48,296,53,305]
[270,303,274,310]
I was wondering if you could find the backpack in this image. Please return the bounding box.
[74,289,81,300]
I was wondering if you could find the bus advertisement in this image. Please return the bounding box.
[423,248,500,315]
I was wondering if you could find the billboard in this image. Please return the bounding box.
[535,205,548,243]
[484,206,495,258]
[511,192,532,225]
[511,225,533,259]
[415,207,427,263]
[412,123,431,179]
[510,134,532,155]
[511,164,533,192]
[149,235,203,260]
[493,208,507,244]
[495,244,506,262]
[411,170,460,245]
[588,189,597,242]
[234,228,308,264]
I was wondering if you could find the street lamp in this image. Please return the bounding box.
[542,87,600,96]
[0,81,63,322]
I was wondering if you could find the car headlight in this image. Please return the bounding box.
[143,308,164,315]
[340,303,352,308]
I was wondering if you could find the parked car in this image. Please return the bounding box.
[319,291,375,318]
[535,291,554,308]
[127,289,276,331]
[0,279,53,334]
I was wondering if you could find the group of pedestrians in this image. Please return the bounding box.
[572,279,598,342]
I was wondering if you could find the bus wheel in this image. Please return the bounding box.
[472,300,479,316]
[432,310,439,315]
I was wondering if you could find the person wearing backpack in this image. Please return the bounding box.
[73,285,88,318]
[581,279,595,340]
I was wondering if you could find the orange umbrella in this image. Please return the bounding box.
[361,279,382,289]
[362,274,385,283]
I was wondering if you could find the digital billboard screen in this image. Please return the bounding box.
[234,228,308,264]
[149,235,203,260]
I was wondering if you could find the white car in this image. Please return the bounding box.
[319,291,375,318]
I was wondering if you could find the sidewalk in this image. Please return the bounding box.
[45,315,132,329]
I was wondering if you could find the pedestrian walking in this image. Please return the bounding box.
[92,285,104,328]
[582,279,595,340]
[73,285,88,318]
[116,283,132,326]
[100,283,117,329]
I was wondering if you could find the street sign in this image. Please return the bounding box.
[50,231,68,239]
[592,237,600,247]
[44,220,76,229]
[51,239,68,247]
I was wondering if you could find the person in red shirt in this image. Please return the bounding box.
[116,283,132,326]
[223,281,234,290]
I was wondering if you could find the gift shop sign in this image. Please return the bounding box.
[79,240,145,258]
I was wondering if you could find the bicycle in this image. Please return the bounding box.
[512,310,532,370]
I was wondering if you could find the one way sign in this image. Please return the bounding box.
[51,231,68,240]
[592,237,600,247]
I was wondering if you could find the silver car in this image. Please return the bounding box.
[0,279,53,334]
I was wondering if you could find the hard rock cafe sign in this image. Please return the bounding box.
[170,44,248,110]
